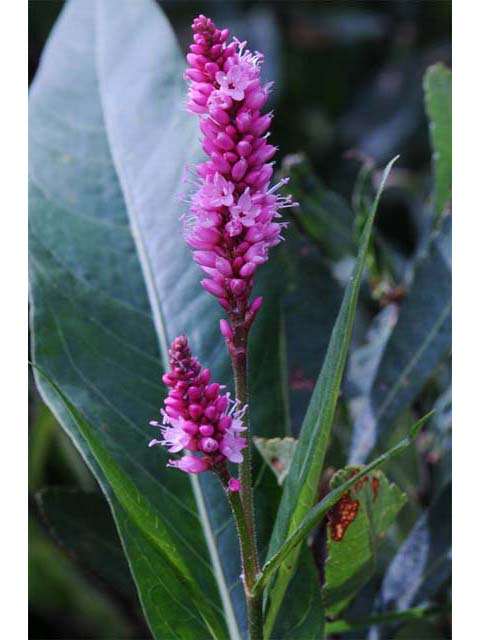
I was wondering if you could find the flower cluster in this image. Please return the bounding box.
[149,336,246,488]
[184,15,296,332]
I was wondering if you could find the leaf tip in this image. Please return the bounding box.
[409,409,436,440]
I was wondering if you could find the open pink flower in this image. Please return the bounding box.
[215,64,252,101]
[230,188,261,227]
[220,428,247,463]
[168,455,211,474]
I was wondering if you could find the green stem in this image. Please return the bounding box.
[227,323,262,639]
[221,474,263,639]
[325,605,438,634]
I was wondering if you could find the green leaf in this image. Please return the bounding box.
[271,548,325,640]
[283,154,356,260]
[325,606,437,636]
[375,483,451,615]
[29,402,57,491]
[262,156,398,638]
[349,216,451,463]
[33,366,226,640]
[280,226,343,433]
[253,411,432,599]
[323,467,406,615]
[253,437,298,486]
[424,64,452,221]
[36,488,135,600]
[29,521,134,638]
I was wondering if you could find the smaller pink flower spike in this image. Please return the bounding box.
[150,336,247,481]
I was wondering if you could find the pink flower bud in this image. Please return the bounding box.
[249,296,263,314]
[201,279,225,298]
[200,437,219,453]
[199,424,214,436]
[237,140,252,157]
[219,318,233,339]
[168,455,211,474]
[216,132,235,150]
[189,404,203,420]
[232,158,248,181]
[183,421,199,435]
[228,478,241,492]
[215,257,232,276]
[205,383,220,399]
[230,279,247,295]
[198,369,211,385]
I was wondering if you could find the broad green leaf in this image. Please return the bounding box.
[253,437,298,486]
[424,64,452,220]
[374,483,451,616]
[34,366,226,640]
[345,304,398,401]
[325,606,437,636]
[29,402,57,490]
[349,216,451,463]
[29,521,134,638]
[323,467,406,615]
[429,385,452,494]
[271,548,325,640]
[37,488,135,600]
[263,157,398,638]
[280,226,343,433]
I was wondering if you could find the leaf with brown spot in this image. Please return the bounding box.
[324,466,406,616]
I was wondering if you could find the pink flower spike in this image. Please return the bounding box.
[183,15,295,328]
[150,336,249,475]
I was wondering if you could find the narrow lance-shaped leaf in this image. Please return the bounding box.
[424,63,452,222]
[263,157,399,637]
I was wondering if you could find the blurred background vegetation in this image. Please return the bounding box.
[29,1,451,638]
